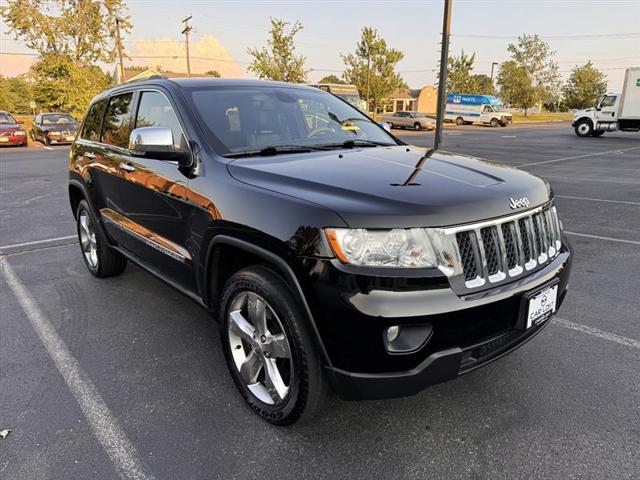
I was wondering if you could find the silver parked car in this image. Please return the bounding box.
[382,111,436,130]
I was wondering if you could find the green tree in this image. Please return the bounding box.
[341,27,405,112]
[563,61,607,109]
[29,54,112,114]
[317,74,346,84]
[471,74,494,95]
[496,61,536,113]
[247,18,308,83]
[0,75,34,113]
[1,0,131,64]
[443,50,476,93]
[498,34,560,115]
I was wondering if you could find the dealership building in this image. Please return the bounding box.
[380,86,438,114]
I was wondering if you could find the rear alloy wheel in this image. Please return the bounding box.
[220,266,328,425]
[455,116,464,126]
[413,122,421,130]
[76,200,127,277]
[574,119,593,137]
[490,118,499,128]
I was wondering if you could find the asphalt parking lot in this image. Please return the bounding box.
[1,123,639,479]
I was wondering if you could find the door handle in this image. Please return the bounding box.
[119,162,136,172]
[83,152,96,159]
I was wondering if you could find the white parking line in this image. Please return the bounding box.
[43,145,53,150]
[0,235,77,251]
[519,145,640,167]
[564,231,640,246]
[1,259,155,480]
[501,135,517,138]
[556,195,640,206]
[553,318,640,350]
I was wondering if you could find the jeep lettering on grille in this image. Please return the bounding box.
[509,197,530,209]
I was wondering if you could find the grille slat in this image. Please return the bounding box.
[455,205,561,289]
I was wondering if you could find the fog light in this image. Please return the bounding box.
[386,325,400,343]
[383,324,433,355]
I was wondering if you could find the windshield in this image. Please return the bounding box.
[42,114,77,125]
[0,113,17,124]
[187,86,396,154]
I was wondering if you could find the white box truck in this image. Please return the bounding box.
[572,67,640,137]
[445,94,513,127]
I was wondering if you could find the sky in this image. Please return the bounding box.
[2,0,640,90]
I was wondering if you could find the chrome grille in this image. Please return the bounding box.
[453,204,562,290]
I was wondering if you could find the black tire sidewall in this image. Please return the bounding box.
[456,117,464,125]
[414,122,421,130]
[219,267,313,425]
[575,120,593,137]
[490,118,499,127]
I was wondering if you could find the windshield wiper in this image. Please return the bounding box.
[315,139,395,150]
[223,145,325,158]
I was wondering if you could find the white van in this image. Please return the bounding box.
[445,94,512,127]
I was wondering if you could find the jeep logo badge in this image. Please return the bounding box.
[509,197,530,209]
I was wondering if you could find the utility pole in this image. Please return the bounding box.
[115,18,125,83]
[181,16,193,77]
[434,0,452,151]
[366,50,371,113]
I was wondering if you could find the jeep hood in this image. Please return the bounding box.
[227,146,551,228]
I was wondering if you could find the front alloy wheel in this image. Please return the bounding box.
[227,291,293,405]
[220,266,328,425]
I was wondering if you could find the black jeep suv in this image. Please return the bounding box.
[69,78,572,425]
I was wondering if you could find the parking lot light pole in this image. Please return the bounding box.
[434,0,452,151]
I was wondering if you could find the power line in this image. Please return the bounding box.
[451,32,640,40]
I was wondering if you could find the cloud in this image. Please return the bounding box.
[127,34,243,77]
[0,54,36,77]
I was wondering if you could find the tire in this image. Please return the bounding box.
[490,118,499,128]
[43,135,50,146]
[574,119,593,137]
[500,122,508,127]
[591,130,605,137]
[76,200,127,277]
[413,122,421,130]
[455,116,464,126]
[220,265,329,425]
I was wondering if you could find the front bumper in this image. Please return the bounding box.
[304,241,572,400]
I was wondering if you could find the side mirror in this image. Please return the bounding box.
[378,121,392,133]
[128,126,190,164]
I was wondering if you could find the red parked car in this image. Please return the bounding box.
[0,111,28,147]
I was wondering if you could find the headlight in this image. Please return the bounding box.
[47,131,61,136]
[325,228,439,268]
[14,131,26,136]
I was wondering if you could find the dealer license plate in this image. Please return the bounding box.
[0,137,9,143]
[526,284,558,328]
[66,136,75,141]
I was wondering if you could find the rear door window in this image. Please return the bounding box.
[102,92,135,148]
[81,99,107,142]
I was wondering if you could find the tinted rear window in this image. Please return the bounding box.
[102,93,134,148]
[81,99,107,142]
